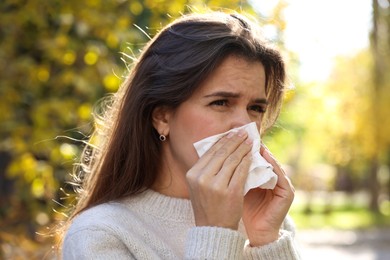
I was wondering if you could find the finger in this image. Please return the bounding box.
[228,152,252,194]
[260,144,284,176]
[191,130,248,173]
[214,138,252,188]
[260,144,295,192]
[187,130,250,188]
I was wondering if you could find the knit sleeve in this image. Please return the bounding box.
[243,216,301,260]
[184,217,301,260]
[62,228,134,260]
[184,226,246,259]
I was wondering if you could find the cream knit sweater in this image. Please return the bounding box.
[63,189,300,259]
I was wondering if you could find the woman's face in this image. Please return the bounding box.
[164,55,267,175]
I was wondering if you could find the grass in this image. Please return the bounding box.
[289,191,390,229]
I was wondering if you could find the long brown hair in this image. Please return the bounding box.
[62,10,286,235]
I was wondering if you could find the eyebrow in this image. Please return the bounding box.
[204,91,268,104]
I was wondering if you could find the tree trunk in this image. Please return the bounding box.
[368,159,380,212]
[369,0,382,212]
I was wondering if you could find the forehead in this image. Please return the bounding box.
[194,55,266,97]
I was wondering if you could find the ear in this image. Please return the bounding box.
[152,106,172,137]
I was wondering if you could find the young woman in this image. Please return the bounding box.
[61,11,300,259]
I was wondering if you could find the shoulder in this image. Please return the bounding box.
[67,200,130,234]
[63,201,130,245]
[63,191,162,243]
[62,201,134,259]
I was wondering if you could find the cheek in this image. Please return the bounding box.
[169,108,227,169]
[175,111,223,143]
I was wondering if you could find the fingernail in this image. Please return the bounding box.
[237,129,247,137]
[226,132,236,138]
[245,138,253,145]
[261,142,269,150]
[261,143,275,157]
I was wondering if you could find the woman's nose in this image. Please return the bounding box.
[230,109,252,129]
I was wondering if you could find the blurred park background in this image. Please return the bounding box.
[1,0,389,259]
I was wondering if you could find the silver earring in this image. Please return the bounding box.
[159,135,166,141]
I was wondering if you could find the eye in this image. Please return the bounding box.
[210,99,228,107]
[248,105,266,113]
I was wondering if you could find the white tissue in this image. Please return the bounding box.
[193,122,277,195]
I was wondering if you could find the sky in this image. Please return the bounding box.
[251,0,373,82]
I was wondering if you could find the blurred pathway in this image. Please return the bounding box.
[297,228,390,260]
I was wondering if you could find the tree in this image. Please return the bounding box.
[2,0,279,256]
[370,0,390,211]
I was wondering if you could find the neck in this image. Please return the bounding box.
[152,156,190,199]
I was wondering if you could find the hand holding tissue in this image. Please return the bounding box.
[193,122,278,195]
